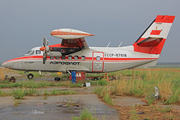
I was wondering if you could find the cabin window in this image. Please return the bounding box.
[50,57,54,59]
[61,55,65,60]
[36,50,41,54]
[68,55,72,60]
[74,55,79,60]
[96,56,100,61]
[56,57,60,60]
[81,56,85,61]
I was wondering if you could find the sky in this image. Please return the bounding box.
[0,0,180,62]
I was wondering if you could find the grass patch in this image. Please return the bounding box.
[2,88,78,99]
[151,105,172,113]
[103,93,113,105]
[130,106,140,120]
[90,79,108,86]
[94,68,180,105]
[12,88,26,99]
[69,82,83,88]
[13,98,21,106]
[72,107,97,120]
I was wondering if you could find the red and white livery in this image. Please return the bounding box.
[2,15,175,79]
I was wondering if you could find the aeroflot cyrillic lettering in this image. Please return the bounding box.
[50,61,80,65]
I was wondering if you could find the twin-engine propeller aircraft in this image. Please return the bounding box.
[2,15,175,79]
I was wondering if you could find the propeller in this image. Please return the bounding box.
[42,36,49,64]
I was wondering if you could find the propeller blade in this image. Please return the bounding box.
[43,36,46,47]
[43,52,47,64]
[43,57,46,64]
[43,36,48,64]
[47,40,48,46]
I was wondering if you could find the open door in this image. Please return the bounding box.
[92,52,104,72]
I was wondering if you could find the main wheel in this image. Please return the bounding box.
[54,77,61,81]
[27,73,34,79]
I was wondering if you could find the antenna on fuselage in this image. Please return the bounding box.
[106,41,111,47]
[118,41,123,48]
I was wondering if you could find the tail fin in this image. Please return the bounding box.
[133,15,175,54]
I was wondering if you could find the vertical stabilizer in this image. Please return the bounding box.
[133,15,175,54]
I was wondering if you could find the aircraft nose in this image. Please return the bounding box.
[2,62,7,68]
[2,61,11,68]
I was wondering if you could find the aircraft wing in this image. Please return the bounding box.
[51,28,94,49]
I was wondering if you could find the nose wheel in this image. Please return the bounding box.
[27,73,34,79]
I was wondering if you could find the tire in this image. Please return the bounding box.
[27,73,34,79]
[54,77,61,81]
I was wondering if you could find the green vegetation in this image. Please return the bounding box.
[94,68,180,105]
[130,106,140,120]
[12,88,26,99]
[72,107,97,120]
[0,88,77,99]
[151,105,172,113]
[13,98,21,106]
[0,80,82,88]
[70,82,84,88]
[89,79,108,86]
[1,68,180,106]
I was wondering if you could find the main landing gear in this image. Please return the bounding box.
[27,73,34,79]
[54,77,61,81]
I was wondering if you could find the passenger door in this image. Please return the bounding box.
[92,52,104,72]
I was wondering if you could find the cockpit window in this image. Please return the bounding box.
[26,50,32,54]
[30,51,34,55]
[36,50,41,54]
[25,50,34,55]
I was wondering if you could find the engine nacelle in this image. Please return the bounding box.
[48,51,62,57]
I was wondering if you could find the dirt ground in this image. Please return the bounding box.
[0,68,180,119]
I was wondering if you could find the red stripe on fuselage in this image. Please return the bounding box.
[4,55,158,64]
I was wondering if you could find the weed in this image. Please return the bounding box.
[98,79,108,86]
[25,88,37,96]
[0,90,6,96]
[72,107,97,120]
[151,105,172,113]
[163,115,175,119]
[13,98,21,106]
[94,86,104,97]
[69,82,83,88]
[43,89,49,95]
[84,87,88,90]
[103,93,113,105]
[36,89,42,96]
[102,115,106,120]
[43,96,48,100]
[12,88,26,99]
[146,97,156,106]
[130,106,140,120]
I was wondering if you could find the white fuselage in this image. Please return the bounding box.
[2,46,159,72]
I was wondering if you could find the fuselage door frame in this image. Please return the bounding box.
[92,51,104,72]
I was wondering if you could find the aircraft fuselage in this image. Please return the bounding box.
[2,46,158,73]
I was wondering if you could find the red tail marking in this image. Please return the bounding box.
[150,30,161,35]
[155,15,175,23]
